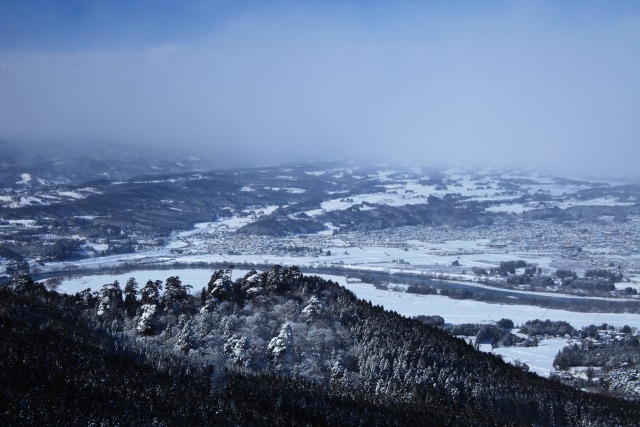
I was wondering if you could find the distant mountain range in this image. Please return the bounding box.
[0,137,216,188]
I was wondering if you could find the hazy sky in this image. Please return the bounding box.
[0,1,639,176]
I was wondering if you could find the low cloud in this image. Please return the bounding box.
[0,3,638,176]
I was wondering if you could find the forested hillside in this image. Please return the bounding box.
[1,267,637,426]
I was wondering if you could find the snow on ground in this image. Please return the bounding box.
[2,186,104,208]
[264,187,306,194]
[6,219,37,226]
[133,178,177,184]
[16,173,32,185]
[479,339,570,377]
[18,196,47,206]
[78,187,102,194]
[555,197,636,208]
[300,169,603,218]
[304,183,450,216]
[56,191,87,199]
[618,276,640,292]
[484,204,532,214]
[166,240,189,249]
[329,277,640,328]
[85,243,109,252]
[171,205,282,237]
[487,197,636,214]
[315,240,559,276]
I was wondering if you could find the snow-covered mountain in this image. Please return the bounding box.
[0,137,215,189]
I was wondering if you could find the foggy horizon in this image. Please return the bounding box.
[1,1,639,178]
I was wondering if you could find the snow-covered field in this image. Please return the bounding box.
[482,339,571,377]
[332,277,640,328]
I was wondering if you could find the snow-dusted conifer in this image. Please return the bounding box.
[175,314,194,352]
[164,276,191,312]
[207,269,232,300]
[267,323,295,371]
[136,304,158,335]
[224,335,251,368]
[97,281,123,317]
[199,291,219,315]
[302,296,325,318]
[140,279,162,305]
[124,277,139,318]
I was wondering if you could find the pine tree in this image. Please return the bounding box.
[268,323,295,372]
[164,276,192,312]
[175,314,194,352]
[141,279,162,305]
[97,281,123,318]
[124,277,139,318]
[136,303,157,335]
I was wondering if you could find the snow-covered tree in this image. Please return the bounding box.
[302,296,324,318]
[267,323,295,371]
[124,277,139,318]
[140,279,162,305]
[164,276,191,312]
[136,304,158,335]
[207,269,233,300]
[261,265,303,293]
[224,335,251,368]
[200,292,219,314]
[175,314,194,352]
[97,281,123,317]
[76,287,97,308]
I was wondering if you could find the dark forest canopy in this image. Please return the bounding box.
[1,268,638,426]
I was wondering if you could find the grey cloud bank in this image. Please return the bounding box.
[0,3,639,177]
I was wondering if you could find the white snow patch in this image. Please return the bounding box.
[19,196,46,206]
[86,243,109,252]
[57,191,86,199]
[264,187,306,194]
[555,197,635,208]
[7,219,37,226]
[16,173,32,184]
[484,338,570,377]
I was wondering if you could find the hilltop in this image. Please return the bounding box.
[1,267,637,425]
